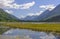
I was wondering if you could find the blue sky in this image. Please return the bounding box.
[0,0,60,18]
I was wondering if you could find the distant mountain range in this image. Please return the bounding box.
[22,10,50,21]
[0,4,60,22]
[44,15,60,22]
[21,15,38,21]
[21,4,60,22]
[0,8,20,22]
[43,4,60,22]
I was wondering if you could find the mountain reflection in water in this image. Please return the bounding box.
[2,29,57,39]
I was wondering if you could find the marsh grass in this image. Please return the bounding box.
[0,22,60,33]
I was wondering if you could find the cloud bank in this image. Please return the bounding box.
[39,4,56,11]
[5,10,13,14]
[28,11,43,16]
[0,0,35,9]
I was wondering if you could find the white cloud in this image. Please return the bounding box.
[39,4,56,11]
[0,0,35,9]
[5,10,13,14]
[24,35,32,39]
[0,0,14,8]
[0,0,20,9]
[20,1,35,9]
[19,15,27,18]
[19,11,43,18]
[40,33,56,39]
[11,3,21,9]
[28,11,43,16]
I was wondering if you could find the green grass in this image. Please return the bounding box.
[0,22,60,34]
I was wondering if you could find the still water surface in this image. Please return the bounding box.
[2,29,59,39]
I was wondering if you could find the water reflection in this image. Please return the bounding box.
[0,35,32,39]
[2,29,57,39]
